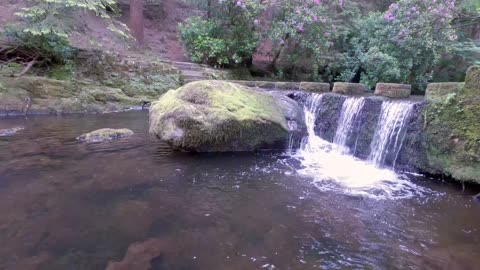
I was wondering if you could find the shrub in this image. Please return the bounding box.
[268,0,342,79]
[1,0,128,76]
[338,0,460,90]
[178,0,263,66]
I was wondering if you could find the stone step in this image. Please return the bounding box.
[171,61,205,71]
[183,75,209,84]
[181,70,206,77]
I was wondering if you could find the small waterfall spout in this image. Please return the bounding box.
[368,101,413,168]
[300,94,327,151]
[333,97,365,153]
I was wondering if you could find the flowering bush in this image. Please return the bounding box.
[339,0,460,89]
[269,0,344,79]
[179,0,263,66]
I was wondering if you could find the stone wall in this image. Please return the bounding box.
[422,66,480,183]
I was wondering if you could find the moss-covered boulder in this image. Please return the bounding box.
[77,128,134,143]
[149,81,290,152]
[423,66,480,183]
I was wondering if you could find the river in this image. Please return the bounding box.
[0,111,479,270]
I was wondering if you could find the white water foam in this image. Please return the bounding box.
[294,94,428,200]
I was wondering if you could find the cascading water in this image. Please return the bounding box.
[294,94,426,199]
[368,101,413,168]
[333,97,365,154]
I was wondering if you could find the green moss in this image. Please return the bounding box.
[425,82,464,100]
[0,63,23,77]
[464,66,480,95]
[0,76,143,115]
[425,67,480,183]
[48,63,74,80]
[149,80,288,151]
[77,128,134,143]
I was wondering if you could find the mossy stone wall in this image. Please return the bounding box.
[424,66,480,183]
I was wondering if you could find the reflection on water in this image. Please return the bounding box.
[0,111,479,270]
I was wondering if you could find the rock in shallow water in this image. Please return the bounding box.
[0,126,24,137]
[76,128,134,143]
[149,80,299,152]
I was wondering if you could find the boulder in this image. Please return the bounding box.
[0,126,24,137]
[299,82,330,93]
[374,83,411,98]
[149,80,290,152]
[77,128,134,143]
[269,91,308,148]
[332,83,367,95]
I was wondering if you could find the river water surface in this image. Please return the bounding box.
[0,111,479,270]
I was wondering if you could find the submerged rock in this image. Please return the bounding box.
[77,128,134,143]
[149,80,291,152]
[0,126,24,137]
[105,238,167,270]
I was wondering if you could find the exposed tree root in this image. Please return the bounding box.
[0,41,50,77]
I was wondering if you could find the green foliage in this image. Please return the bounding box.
[338,0,460,90]
[178,0,263,66]
[4,26,74,63]
[178,18,229,65]
[268,0,342,79]
[48,62,75,80]
[15,0,126,38]
[3,0,130,65]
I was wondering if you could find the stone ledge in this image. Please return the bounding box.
[226,80,330,92]
[332,82,367,95]
[299,82,330,92]
[375,83,411,98]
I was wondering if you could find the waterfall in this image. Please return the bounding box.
[299,94,329,152]
[368,101,413,168]
[333,97,365,153]
[294,94,424,199]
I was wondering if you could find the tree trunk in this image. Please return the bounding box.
[207,0,212,19]
[129,0,144,46]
